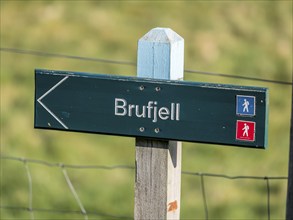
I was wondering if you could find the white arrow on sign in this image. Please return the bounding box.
[37,76,69,129]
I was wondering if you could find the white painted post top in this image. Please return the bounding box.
[135,28,184,220]
[137,27,184,80]
[140,27,184,44]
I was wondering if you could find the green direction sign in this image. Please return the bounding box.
[35,69,269,148]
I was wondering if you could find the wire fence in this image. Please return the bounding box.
[1,47,292,86]
[1,48,291,219]
[0,155,288,220]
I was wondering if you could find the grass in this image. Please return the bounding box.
[1,1,292,219]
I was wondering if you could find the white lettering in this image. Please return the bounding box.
[158,107,170,120]
[147,101,153,118]
[171,103,175,120]
[152,102,158,123]
[115,98,127,116]
[128,104,135,117]
[136,105,146,118]
[176,103,180,121]
[114,98,180,123]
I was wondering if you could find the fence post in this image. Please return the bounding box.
[134,27,184,220]
[286,83,293,220]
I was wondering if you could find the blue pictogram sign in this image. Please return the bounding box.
[236,95,256,116]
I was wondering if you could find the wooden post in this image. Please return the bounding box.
[134,28,184,220]
[286,83,293,220]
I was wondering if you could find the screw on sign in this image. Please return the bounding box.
[236,120,256,142]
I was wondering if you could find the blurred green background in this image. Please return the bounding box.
[1,1,292,219]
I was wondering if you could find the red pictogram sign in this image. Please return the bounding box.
[236,120,255,142]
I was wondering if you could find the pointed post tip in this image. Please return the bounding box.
[140,27,183,43]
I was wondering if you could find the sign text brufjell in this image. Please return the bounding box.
[114,98,180,123]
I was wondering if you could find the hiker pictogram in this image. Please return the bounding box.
[236,120,255,142]
[236,95,256,116]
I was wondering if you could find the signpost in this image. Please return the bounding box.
[34,28,269,219]
[35,69,268,148]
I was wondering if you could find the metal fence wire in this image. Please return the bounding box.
[0,156,288,220]
[1,47,292,86]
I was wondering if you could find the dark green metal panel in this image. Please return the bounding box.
[35,69,269,149]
